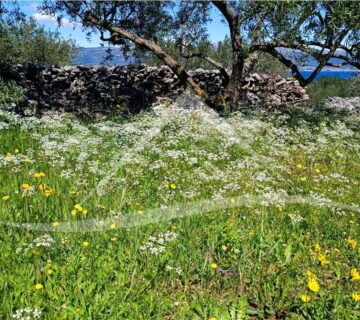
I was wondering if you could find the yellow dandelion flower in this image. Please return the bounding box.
[308,278,320,293]
[170,183,177,190]
[52,221,59,227]
[210,263,218,269]
[347,238,357,250]
[315,168,321,174]
[82,209,88,215]
[22,183,31,190]
[164,183,170,190]
[208,318,218,320]
[314,243,321,252]
[318,253,330,266]
[306,270,317,280]
[74,204,83,212]
[352,292,360,302]
[83,241,89,247]
[35,283,43,290]
[47,269,53,275]
[44,189,53,197]
[300,177,307,182]
[33,172,46,179]
[110,223,116,229]
[300,294,311,303]
[351,268,360,281]
[221,245,227,251]
[2,195,10,201]
[296,164,302,169]
[71,210,77,216]
[15,149,19,154]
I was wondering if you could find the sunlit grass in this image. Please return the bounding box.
[0,104,359,319]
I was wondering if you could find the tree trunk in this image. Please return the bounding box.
[225,16,244,112]
[243,52,259,77]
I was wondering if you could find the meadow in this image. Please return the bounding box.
[0,97,360,319]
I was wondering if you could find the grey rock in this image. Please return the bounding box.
[63,66,74,72]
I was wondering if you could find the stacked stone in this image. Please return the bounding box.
[0,63,309,116]
[242,73,308,107]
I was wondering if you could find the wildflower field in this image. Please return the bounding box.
[0,100,360,319]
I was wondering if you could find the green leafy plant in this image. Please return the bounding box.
[0,79,25,110]
[307,76,360,106]
[0,17,78,65]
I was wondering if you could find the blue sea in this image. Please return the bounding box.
[300,70,360,81]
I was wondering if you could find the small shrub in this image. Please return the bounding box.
[307,76,360,106]
[0,79,25,111]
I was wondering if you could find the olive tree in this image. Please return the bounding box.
[40,1,360,111]
[0,17,78,65]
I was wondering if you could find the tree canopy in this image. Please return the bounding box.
[0,17,78,65]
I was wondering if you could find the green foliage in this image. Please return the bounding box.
[0,104,359,318]
[307,76,360,106]
[144,36,287,76]
[0,79,24,110]
[0,17,78,65]
[253,52,288,77]
[143,37,232,70]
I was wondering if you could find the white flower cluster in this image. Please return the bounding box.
[260,189,288,207]
[140,231,178,255]
[33,234,55,248]
[16,234,55,253]
[166,265,182,275]
[16,242,34,254]
[12,308,42,319]
[288,213,304,225]
[21,186,36,197]
[0,121,10,130]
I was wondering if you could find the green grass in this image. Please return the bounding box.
[0,103,359,319]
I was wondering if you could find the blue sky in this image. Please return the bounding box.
[18,1,230,47]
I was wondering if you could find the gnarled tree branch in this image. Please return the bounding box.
[180,52,230,83]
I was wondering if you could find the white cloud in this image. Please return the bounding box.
[32,13,76,27]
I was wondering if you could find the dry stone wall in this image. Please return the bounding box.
[0,63,308,116]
